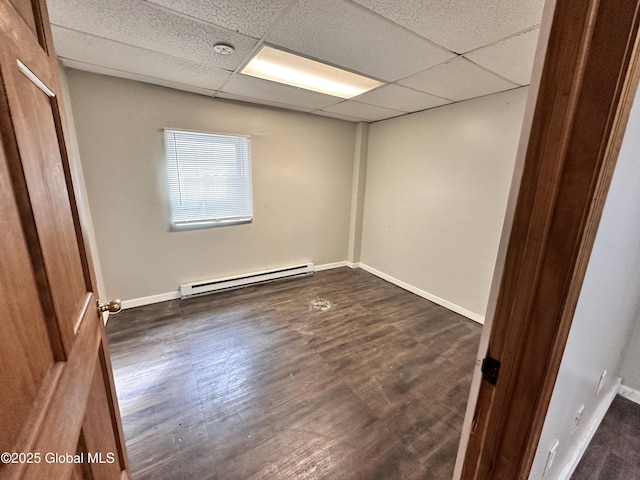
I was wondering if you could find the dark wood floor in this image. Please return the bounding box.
[572,395,640,479]
[106,268,482,479]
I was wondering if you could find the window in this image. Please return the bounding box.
[164,128,253,227]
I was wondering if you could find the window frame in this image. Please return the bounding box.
[163,127,253,229]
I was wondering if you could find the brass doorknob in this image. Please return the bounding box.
[97,299,122,315]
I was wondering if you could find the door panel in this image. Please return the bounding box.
[0,121,55,454]
[9,52,88,341]
[0,0,129,478]
[19,309,100,480]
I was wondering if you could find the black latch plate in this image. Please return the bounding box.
[481,356,501,385]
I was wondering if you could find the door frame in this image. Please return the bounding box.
[457,0,640,478]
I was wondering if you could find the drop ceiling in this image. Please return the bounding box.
[47,0,545,123]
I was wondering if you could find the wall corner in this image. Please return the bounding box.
[347,121,369,264]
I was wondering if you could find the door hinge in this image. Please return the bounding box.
[481,356,501,385]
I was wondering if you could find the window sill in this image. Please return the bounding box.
[170,217,253,231]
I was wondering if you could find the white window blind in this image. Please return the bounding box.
[164,128,253,227]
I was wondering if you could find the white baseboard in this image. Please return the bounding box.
[357,263,485,324]
[556,376,621,480]
[618,384,640,405]
[122,261,351,309]
[119,261,484,326]
[121,291,180,309]
[315,261,350,271]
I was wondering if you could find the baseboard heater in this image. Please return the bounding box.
[179,263,315,298]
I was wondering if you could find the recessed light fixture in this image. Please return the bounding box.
[214,43,235,55]
[240,45,383,99]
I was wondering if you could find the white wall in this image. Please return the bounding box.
[347,123,369,264]
[57,65,107,300]
[621,319,640,390]
[66,68,531,320]
[360,88,528,319]
[65,69,355,302]
[529,86,640,479]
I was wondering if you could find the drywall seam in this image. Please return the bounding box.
[556,377,621,480]
[358,263,485,324]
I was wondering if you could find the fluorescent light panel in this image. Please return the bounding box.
[240,45,383,99]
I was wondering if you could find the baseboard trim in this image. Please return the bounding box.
[121,291,180,310]
[315,261,350,271]
[557,377,621,480]
[357,263,485,324]
[119,261,485,325]
[122,261,352,309]
[618,384,640,405]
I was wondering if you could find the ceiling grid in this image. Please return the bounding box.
[47,0,545,122]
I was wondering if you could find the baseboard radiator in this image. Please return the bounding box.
[179,263,315,298]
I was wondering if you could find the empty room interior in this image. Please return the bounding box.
[29,0,640,478]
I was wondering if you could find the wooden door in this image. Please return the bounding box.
[0,0,129,479]
[458,0,640,478]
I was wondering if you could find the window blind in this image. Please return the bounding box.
[164,128,253,226]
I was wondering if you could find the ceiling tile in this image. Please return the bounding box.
[48,0,545,119]
[220,74,343,110]
[144,0,292,39]
[47,0,257,70]
[52,26,231,91]
[266,0,454,82]
[464,28,540,86]
[352,0,544,53]
[216,92,316,113]
[398,57,518,102]
[321,101,404,122]
[62,60,218,97]
[313,110,364,122]
[354,84,451,112]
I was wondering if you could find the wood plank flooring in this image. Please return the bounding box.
[106,268,482,479]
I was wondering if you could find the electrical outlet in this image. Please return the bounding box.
[571,404,584,433]
[596,369,607,395]
[543,440,560,477]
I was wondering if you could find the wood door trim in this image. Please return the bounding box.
[461,0,640,478]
